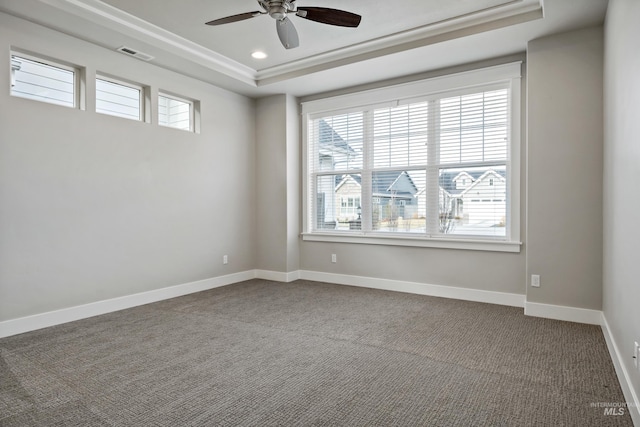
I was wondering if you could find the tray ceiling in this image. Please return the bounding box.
[0,0,608,97]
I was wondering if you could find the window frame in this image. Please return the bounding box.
[95,74,145,121]
[158,92,195,132]
[301,62,522,253]
[9,51,80,109]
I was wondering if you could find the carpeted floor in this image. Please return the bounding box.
[0,279,633,426]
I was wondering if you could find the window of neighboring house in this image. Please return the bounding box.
[158,93,193,131]
[96,75,143,121]
[339,195,361,220]
[302,62,521,251]
[10,53,77,108]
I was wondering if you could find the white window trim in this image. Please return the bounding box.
[10,51,80,108]
[158,92,195,132]
[95,74,145,121]
[301,232,522,253]
[10,58,21,87]
[301,62,522,252]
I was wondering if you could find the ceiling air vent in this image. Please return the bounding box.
[116,46,154,62]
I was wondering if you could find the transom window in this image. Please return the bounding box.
[96,76,143,121]
[10,53,77,108]
[302,63,521,250]
[8,51,202,133]
[159,93,193,131]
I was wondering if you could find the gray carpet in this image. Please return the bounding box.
[0,279,633,426]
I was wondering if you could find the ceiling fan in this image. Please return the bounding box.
[205,1,361,50]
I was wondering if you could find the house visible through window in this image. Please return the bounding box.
[96,76,143,121]
[339,194,361,220]
[10,53,76,108]
[303,63,521,245]
[159,93,192,131]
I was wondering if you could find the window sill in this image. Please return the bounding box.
[301,232,522,253]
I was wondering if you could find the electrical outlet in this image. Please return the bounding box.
[531,274,540,287]
[634,342,639,369]
[223,255,228,265]
[331,254,337,263]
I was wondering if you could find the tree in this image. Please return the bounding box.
[439,190,456,233]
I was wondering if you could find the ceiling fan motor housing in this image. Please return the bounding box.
[267,1,294,20]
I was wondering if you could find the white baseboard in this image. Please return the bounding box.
[298,270,526,308]
[255,269,300,283]
[3,269,524,338]
[524,301,602,325]
[601,314,640,425]
[0,269,613,342]
[0,270,256,339]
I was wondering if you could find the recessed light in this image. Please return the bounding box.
[251,51,267,59]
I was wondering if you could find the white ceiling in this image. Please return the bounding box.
[0,0,608,98]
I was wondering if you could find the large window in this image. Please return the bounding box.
[303,63,521,251]
[10,53,77,108]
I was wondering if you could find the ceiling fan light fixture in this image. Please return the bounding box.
[251,51,268,59]
[269,6,287,21]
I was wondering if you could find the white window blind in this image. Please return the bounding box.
[308,112,363,229]
[436,89,509,237]
[10,54,76,108]
[96,76,142,121]
[304,63,520,245]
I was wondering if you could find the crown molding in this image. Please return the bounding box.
[35,0,542,89]
[255,0,542,84]
[37,0,258,86]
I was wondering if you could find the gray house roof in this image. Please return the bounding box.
[336,171,417,200]
[318,119,355,154]
[439,169,506,196]
[373,171,417,197]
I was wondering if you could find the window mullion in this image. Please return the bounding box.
[426,99,440,236]
[310,172,318,231]
[361,110,373,232]
[308,120,319,232]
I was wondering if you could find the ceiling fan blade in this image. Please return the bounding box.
[276,17,299,49]
[296,7,361,27]
[205,11,262,26]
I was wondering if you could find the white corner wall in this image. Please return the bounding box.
[0,12,256,322]
[603,0,640,413]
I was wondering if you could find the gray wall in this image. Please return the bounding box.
[0,13,256,321]
[603,0,640,400]
[255,95,300,273]
[300,242,526,294]
[285,95,301,273]
[526,26,604,310]
[256,95,288,272]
